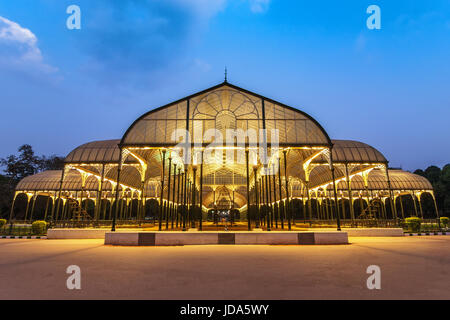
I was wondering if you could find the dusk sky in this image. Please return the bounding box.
[0,0,449,171]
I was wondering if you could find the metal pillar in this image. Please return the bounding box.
[24,195,31,222]
[417,194,424,219]
[277,157,284,229]
[329,149,341,231]
[432,193,441,229]
[345,164,355,222]
[199,151,204,231]
[325,192,330,220]
[411,192,419,217]
[139,181,145,222]
[260,177,264,226]
[272,163,277,229]
[29,193,37,222]
[359,194,364,217]
[176,168,181,228]
[8,193,18,224]
[171,164,177,229]
[268,167,274,228]
[265,167,271,231]
[43,195,50,221]
[283,150,291,231]
[245,149,251,230]
[306,185,312,220]
[53,169,65,223]
[159,150,166,231]
[95,164,105,221]
[253,167,260,228]
[398,195,405,219]
[341,196,346,221]
[191,167,197,229]
[385,167,398,220]
[182,166,187,231]
[111,150,123,232]
[166,157,172,229]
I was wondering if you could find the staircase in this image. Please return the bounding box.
[359,199,381,219]
[67,198,92,221]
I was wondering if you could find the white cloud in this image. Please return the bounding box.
[249,0,270,13]
[0,16,56,73]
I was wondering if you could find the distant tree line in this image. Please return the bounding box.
[0,144,449,219]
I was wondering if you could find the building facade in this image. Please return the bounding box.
[11,82,439,230]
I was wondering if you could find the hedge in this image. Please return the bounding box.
[32,220,47,235]
[405,217,422,233]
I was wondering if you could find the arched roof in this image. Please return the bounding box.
[330,140,387,163]
[65,139,121,163]
[388,170,433,190]
[15,170,113,192]
[330,169,433,191]
[121,82,332,147]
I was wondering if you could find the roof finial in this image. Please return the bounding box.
[224,66,227,82]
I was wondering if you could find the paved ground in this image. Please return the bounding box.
[0,236,449,299]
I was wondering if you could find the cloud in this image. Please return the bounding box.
[74,0,226,87]
[248,0,270,13]
[65,0,268,88]
[0,16,56,73]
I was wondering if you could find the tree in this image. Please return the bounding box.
[424,166,441,184]
[414,164,450,217]
[442,164,450,184]
[1,144,41,183]
[0,174,14,218]
[0,145,64,218]
[39,155,65,171]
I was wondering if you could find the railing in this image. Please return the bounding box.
[49,218,156,229]
[3,218,447,233]
[294,219,401,228]
[293,218,447,232]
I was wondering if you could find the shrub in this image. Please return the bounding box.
[405,217,422,233]
[32,220,47,235]
[0,219,6,228]
[440,217,449,228]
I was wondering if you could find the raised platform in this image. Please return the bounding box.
[104,231,348,246]
[47,228,110,239]
[343,228,404,237]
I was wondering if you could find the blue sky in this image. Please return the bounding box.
[0,0,449,171]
